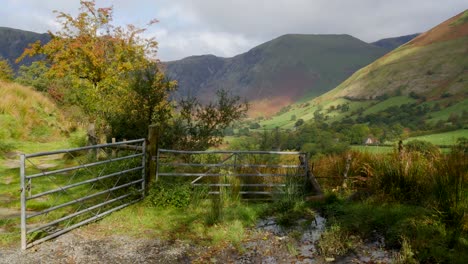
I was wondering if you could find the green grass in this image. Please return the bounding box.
[362,96,415,115]
[0,130,107,248]
[450,10,468,26]
[94,201,266,247]
[350,145,394,154]
[427,99,468,124]
[404,129,468,145]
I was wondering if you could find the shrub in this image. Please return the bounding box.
[146,180,193,208]
[405,139,440,158]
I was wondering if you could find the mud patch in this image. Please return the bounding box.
[0,232,193,264]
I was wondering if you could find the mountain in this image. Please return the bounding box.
[0,27,50,71]
[371,33,420,50]
[324,10,468,101]
[258,10,468,129]
[165,34,389,116]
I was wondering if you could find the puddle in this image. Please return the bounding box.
[298,215,326,260]
[256,214,327,262]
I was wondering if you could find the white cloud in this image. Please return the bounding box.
[0,0,466,60]
[154,29,260,61]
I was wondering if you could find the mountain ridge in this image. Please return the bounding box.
[164,33,390,116]
[0,27,50,70]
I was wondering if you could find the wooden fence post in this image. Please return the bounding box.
[147,125,159,187]
[87,122,97,158]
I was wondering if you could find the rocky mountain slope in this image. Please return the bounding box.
[165,34,389,115]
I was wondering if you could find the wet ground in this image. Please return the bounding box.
[0,214,397,263]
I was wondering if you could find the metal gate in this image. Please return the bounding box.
[20,139,146,249]
[156,149,308,200]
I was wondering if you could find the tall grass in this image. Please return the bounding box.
[315,140,467,262]
[0,80,67,143]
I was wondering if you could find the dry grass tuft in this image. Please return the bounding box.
[0,80,67,142]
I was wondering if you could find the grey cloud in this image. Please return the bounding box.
[0,0,466,60]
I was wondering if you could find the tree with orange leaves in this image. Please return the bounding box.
[17,1,176,139]
[18,0,158,90]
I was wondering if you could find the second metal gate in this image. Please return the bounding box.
[155,149,308,200]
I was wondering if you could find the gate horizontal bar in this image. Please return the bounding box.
[28,166,143,200]
[159,149,305,155]
[27,153,143,179]
[27,190,142,234]
[25,139,145,158]
[208,191,282,195]
[158,172,296,177]
[193,183,287,187]
[27,179,143,219]
[159,163,304,169]
[26,198,141,249]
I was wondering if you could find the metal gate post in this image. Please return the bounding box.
[20,154,27,250]
[141,140,147,197]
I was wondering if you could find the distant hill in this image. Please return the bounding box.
[165,34,389,116]
[0,27,49,71]
[371,33,420,50]
[325,10,468,101]
[258,10,468,130]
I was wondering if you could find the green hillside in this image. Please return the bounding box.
[403,129,467,145]
[258,10,468,131]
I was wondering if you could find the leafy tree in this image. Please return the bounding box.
[18,1,157,89]
[295,118,304,127]
[16,61,50,91]
[405,140,440,157]
[249,122,261,129]
[108,63,177,139]
[17,1,160,134]
[161,90,248,150]
[0,58,14,81]
[347,124,370,144]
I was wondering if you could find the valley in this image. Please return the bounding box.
[0,3,467,263]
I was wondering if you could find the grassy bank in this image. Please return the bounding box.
[312,141,468,263]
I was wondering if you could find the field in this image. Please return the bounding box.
[350,145,394,154]
[426,99,468,124]
[404,129,468,145]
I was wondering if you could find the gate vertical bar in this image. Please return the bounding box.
[155,149,160,182]
[141,140,147,197]
[20,154,27,250]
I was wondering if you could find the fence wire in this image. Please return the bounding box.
[20,139,145,250]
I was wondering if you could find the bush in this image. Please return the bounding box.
[0,141,15,154]
[146,181,194,208]
[405,139,439,158]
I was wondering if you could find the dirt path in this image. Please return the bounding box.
[0,215,397,264]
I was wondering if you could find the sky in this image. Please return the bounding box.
[0,0,467,61]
